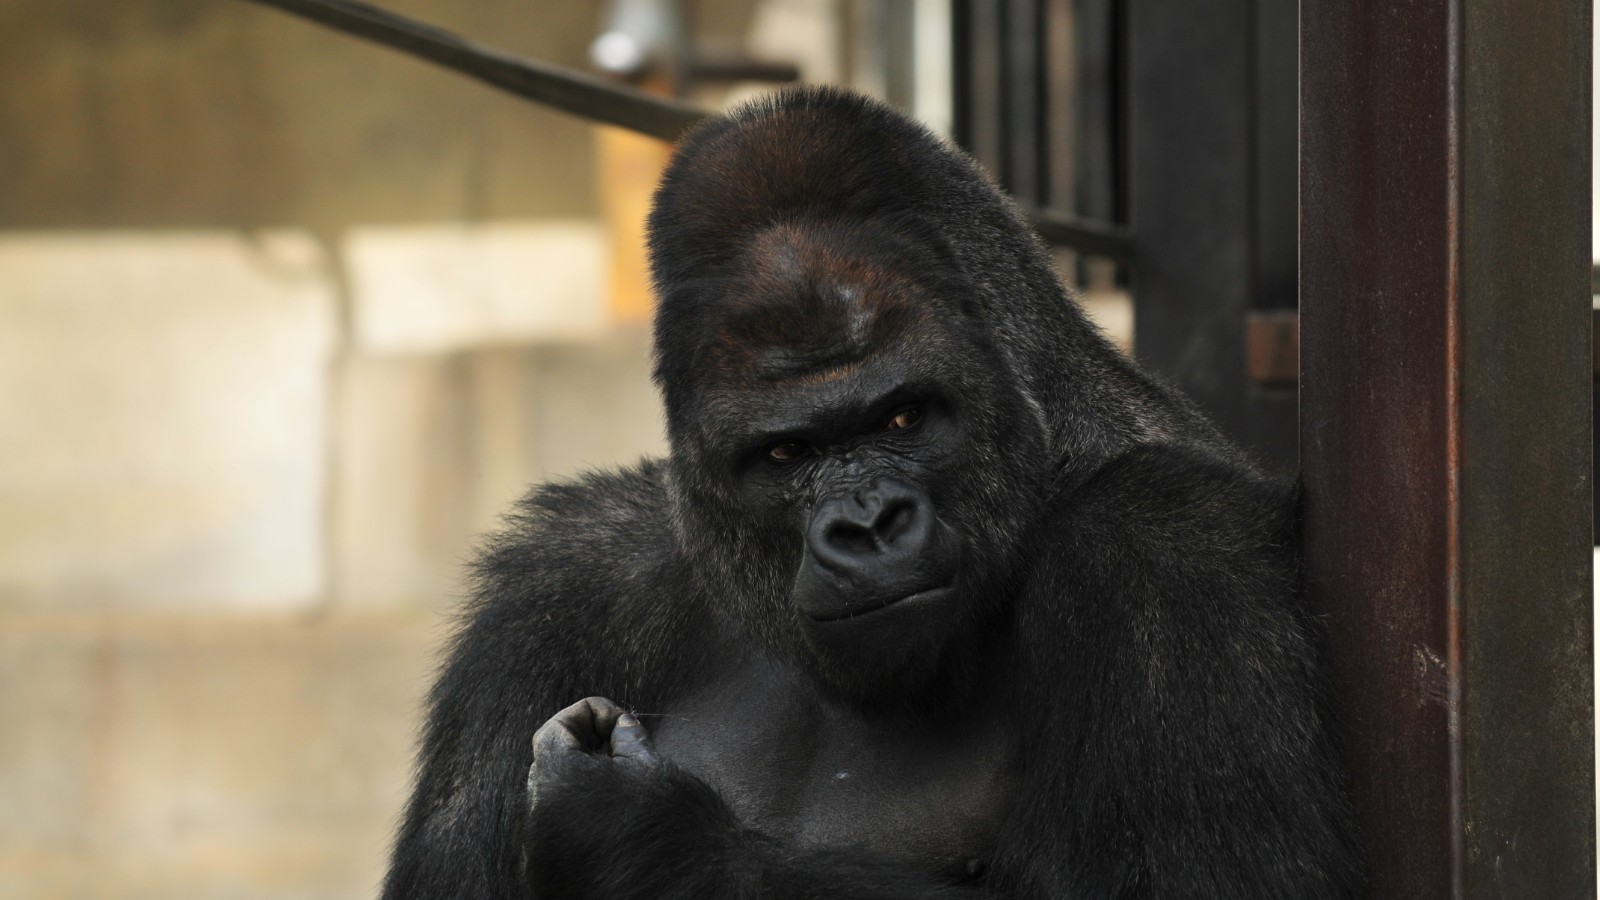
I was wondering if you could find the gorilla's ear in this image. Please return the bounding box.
[238,0,709,140]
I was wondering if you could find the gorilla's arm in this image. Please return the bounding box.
[380,600,551,900]
[381,464,971,900]
[525,698,970,900]
[992,444,1365,899]
[384,450,1361,899]
[380,465,693,900]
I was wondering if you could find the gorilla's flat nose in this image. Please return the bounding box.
[807,478,933,575]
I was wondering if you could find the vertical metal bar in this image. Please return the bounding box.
[1300,0,1594,897]
[1129,0,1297,471]
[1074,0,1114,288]
[1004,0,1041,201]
[1076,0,1117,228]
[1252,0,1295,310]
[951,0,973,147]
[1301,8,1457,893]
[1042,0,1076,212]
[1456,0,1594,894]
[957,0,1006,178]
[1107,0,1128,231]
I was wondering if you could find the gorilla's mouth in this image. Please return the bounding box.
[801,583,956,623]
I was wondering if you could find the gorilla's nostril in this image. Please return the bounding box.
[877,501,917,545]
[826,521,877,556]
[807,479,935,574]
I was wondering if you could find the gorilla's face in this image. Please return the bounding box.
[668,221,1054,704]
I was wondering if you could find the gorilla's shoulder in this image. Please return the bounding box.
[1066,442,1298,548]
[427,460,710,738]
[466,458,688,622]
[497,458,675,552]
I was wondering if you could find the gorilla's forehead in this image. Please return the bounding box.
[703,221,944,383]
[700,347,939,446]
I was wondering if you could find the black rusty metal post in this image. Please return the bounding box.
[1300,0,1594,896]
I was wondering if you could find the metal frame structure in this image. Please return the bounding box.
[951,0,1301,472]
[967,0,1597,892]
[952,1,1134,265]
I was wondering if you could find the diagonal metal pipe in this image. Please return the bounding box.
[238,0,710,141]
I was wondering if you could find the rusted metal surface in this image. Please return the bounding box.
[1455,1,1594,894]
[1300,0,1593,897]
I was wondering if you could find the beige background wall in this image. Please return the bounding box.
[0,2,703,897]
[0,0,600,232]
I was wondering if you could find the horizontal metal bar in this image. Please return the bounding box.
[1247,310,1600,384]
[1020,207,1135,261]
[238,0,710,141]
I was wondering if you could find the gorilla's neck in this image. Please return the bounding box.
[786,597,1018,723]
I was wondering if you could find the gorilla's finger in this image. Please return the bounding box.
[531,714,583,762]
[538,696,626,755]
[608,712,660,767]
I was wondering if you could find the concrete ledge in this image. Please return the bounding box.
[0,613,441,900]
[344,221,607,354]
[0,232,336,612]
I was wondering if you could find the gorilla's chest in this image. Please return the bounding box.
[648,660,1018,878]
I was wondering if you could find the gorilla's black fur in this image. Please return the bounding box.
[381,87,1365,899]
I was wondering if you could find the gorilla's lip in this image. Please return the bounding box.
[801,583,955,623]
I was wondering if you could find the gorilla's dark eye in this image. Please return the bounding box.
[767,441,809,463]
[887,407,923,430]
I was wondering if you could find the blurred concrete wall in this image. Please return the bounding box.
[0,0,602,231]
[0,2,705,897]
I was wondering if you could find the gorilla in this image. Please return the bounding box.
[381,87,1365,899]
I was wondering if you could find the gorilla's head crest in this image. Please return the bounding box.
[650,87,1198,467]
[644,88,1214,697]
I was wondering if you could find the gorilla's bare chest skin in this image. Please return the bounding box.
[649,656,1018,878]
